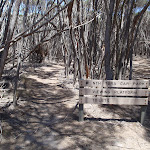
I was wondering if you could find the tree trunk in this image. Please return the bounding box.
[0,0,21,79]
[104,0,115,80]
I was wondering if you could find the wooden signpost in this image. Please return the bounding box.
[79,79,149,124]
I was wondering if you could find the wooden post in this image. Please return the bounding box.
[140,106,147,125]
[79,104,84,121]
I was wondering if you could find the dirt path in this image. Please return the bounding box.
[0,57,150,150]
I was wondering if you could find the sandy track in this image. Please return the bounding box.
[0,57,150,150]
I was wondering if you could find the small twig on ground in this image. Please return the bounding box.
[49,102,79,125]
[112,145,135,149]
[13,132,23,140]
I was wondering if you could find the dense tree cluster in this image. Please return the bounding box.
[0,0,149,84]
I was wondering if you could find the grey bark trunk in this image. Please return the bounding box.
[104,0,115,80]
[0,0,21,79]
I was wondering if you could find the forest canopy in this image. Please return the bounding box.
[0,0,150,82]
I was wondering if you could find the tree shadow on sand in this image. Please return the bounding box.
[0,63,123,150]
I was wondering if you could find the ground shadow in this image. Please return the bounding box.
[1,57,150,150]
[0,63,121,150]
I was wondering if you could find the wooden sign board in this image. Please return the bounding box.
[79,79,149,88]
[78,79,149,123]
[79,88,149,97]
[79,96,148,105]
